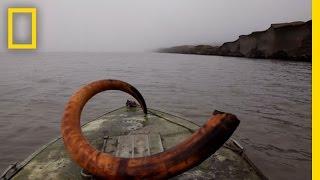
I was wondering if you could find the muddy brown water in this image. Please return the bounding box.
[0,52,311,179]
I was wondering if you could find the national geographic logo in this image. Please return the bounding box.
[7,8,37,50]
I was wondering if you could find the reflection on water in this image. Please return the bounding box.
[0,52,311,179]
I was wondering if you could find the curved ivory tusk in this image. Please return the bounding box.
[61,79,240,179]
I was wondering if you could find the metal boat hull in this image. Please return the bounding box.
[7,107,266,179]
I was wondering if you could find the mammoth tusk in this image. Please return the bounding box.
[61,79,240,179]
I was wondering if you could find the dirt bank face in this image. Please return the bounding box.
[162,21,312,61]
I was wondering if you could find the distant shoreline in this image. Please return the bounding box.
[159,20,311,62]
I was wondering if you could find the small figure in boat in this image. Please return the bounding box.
[126,99,137,107]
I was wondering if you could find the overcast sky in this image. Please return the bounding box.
[0,0,311,52]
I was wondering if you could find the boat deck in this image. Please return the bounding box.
[8,107,265,179]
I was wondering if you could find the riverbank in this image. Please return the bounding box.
[160,21,311,61]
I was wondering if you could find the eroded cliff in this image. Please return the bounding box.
[160,21,311,61]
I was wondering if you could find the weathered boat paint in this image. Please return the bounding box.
[5,107,266,179]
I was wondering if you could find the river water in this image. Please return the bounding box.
[0,52,311,179]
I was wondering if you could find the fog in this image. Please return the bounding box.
[0,0,311,52]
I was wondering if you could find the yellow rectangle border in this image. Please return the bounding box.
[7,8,37,50]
